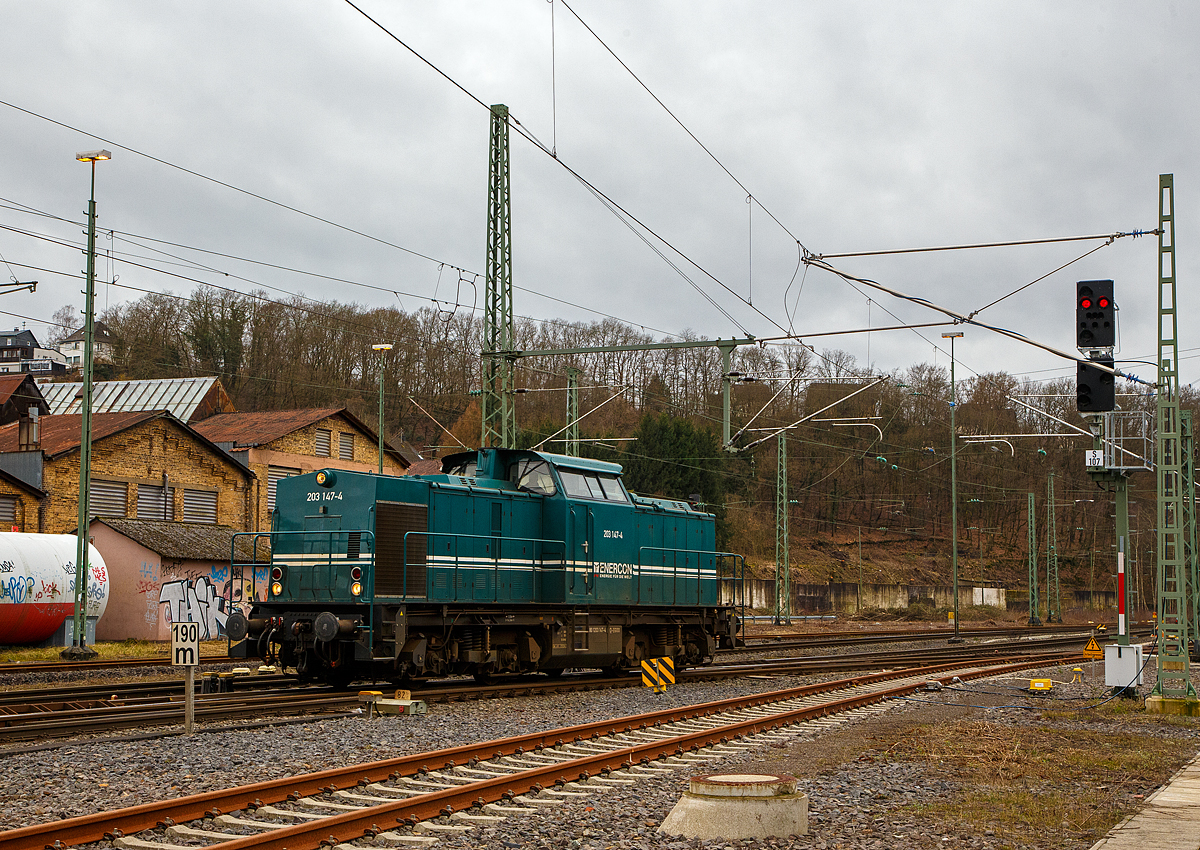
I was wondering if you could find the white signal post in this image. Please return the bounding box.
[172,621,200,734]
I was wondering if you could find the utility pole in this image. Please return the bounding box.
[63,150,110,662]
[1046,470,1061,622]
[565,367,580,457]
[1028,493,1041,625]
[943,331,963,642]
[775,432,790,624]
[482,104,516,449]
[1150,173,1196,708]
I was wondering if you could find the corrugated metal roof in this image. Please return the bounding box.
[191,408,344,447]
[42,376,222,422]
[92,517,270,562]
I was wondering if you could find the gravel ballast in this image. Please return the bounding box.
[1,658,1196,849]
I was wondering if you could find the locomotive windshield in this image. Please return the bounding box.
[559,470,629,503]
[445,457,478,477]
[509,457,557,495]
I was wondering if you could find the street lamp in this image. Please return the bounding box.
[63,149,111,661]
[942,330,963,643]
[372,344,393,475]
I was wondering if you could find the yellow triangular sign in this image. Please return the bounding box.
[1084,637,1101,652]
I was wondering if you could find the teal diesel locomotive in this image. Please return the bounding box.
[226,448,741,687]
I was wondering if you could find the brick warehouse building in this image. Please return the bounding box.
[191,407,409,532]
[0,410,254,534]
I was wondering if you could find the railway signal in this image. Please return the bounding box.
[1077,356,1115,412]
[1076,279,1115,348]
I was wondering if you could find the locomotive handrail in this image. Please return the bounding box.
[714,551,748,644]
[231,529,377,602]
[405,530,568,602]
[637,545,723,605]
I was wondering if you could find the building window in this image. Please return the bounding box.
[91,480,128,517]
[0,496,15,528]
[315,428,331,457]
[267,465,301,511]
[339,432,354,460]
[137,484,175,520]
[182,489,218,524]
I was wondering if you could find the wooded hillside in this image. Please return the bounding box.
[82,286,1190,594]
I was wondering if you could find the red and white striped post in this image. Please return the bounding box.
[1116,536,1126,640]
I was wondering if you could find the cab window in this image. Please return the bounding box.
[509,458,557,495]
[559,470,629,503]
[445,458,478,477]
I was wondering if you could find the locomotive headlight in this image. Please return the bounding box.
[315,470,337,487]
[350,581,363,596]
[271,581,283,596]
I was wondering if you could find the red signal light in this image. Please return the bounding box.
[1098,297,1110,308]
[1080,298,1092,309]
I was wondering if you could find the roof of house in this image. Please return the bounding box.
[90,517,270,562]
[192,408,410,467]
[0,374,48,412]
[59,320,115,345]
[0,329,39,348]
[0,410,254,478]
[41,376,230,422]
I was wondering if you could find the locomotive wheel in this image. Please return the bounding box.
[473,670,496,685]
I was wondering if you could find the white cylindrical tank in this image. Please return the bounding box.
[0,534,109,644]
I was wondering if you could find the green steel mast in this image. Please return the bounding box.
[1046,470,1060,622]
[1028,493,1040,625]
[775,432,791,624]
[482,104,516,449]
[1152,173,1194,701]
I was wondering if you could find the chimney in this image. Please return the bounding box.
[18,407,39,451]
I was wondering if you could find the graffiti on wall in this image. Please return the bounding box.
[159,576,227,639]
[153,564,269,639]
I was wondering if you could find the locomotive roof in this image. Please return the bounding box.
[438,448,623,477]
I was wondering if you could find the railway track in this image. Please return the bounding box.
[0,633,1120,746]
[0,652,1083,850]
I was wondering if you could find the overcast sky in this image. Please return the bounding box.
[1,2,1195,392]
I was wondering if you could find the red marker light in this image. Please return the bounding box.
[1080,298,1092,309]
[1098,297,1110,308]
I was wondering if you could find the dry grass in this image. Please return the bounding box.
[889,717,1191,845]
[0,640,229,663]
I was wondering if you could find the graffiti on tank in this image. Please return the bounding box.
[91,562,108,584]
[0,575,33,603]
[67,576,108,616]
[0,559,14,574]
[159,577,227,639]
[34,580,61,601]
[60,559,75,576]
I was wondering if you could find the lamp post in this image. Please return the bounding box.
[372,344,393,475]
[63,149,111,661]
[943,330,963,642]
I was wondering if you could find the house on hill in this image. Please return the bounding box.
[191,407,410,531]
[57,320,116,367]
[40,375,235,423]
[0,328,66,376]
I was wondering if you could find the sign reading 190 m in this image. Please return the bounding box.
[172,621,200,666]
